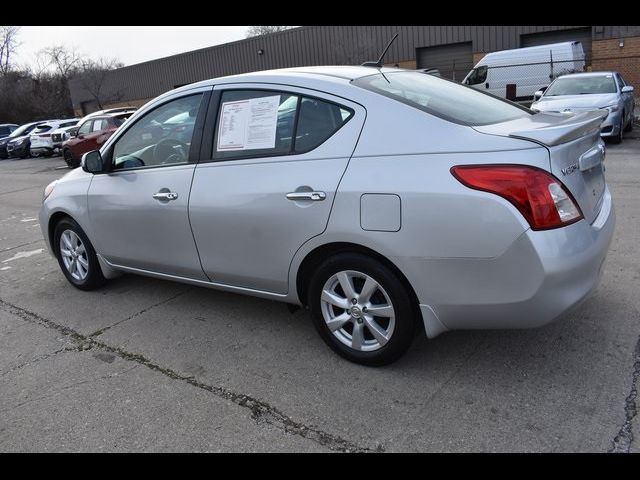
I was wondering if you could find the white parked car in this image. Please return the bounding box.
[51,122,81,151]
[30,119,80,157]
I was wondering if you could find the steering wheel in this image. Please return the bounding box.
[153,138,189,165]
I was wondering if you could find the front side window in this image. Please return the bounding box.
[544,75,617,96]
[353,71,531,126]
[214,90,353,160]
[615,74,625,90]
[112,93,203,170]
[463,66,488,86]
[78,121,93,136]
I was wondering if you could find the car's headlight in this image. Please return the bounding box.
[43,181,57,202]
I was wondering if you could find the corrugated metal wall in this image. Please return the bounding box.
[69,25,640,110]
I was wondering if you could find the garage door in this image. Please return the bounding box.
[521,28,592,63]
[416,42,473,82]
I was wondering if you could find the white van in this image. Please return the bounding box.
[462,42,586,101]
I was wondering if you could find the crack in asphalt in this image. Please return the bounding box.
[0,346,68,378]
[1,239,45,254]
[609,334,640,453]
[0,297,377,453]
[88,289,192,338]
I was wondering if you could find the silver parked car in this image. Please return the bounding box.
[40,66,615,365]
[531,71,635,144]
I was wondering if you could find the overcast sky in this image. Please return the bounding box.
[14,26,250,69]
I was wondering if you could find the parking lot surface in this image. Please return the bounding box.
[1,138,639,452]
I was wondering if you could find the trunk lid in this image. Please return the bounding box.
[473,110,608,224]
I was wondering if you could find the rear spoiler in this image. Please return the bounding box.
[508,110,607,147]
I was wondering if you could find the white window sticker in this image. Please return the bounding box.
[217,95,280,151]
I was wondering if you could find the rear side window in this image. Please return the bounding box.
[214,90,353,160]
[353,70,531,126]
[92,119,107,132]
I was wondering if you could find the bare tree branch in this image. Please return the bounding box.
[77,57,124,110]
[246,26,295,38]
[0,26,21,75]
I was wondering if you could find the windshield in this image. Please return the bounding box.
[353,71,531,126]
[544,75,617,96]
[9,123,36,138]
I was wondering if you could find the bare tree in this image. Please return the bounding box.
[40,45,84,78]
[0,26,20,75]
[246,26,295,38]
[77,57,124,109]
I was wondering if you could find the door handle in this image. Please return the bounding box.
[286,191,326,201]
[152,191,179,201]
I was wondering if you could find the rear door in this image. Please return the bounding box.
[189,84,365,294]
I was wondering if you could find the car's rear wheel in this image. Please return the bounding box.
[53,218,106,291]
[308,253,416,366]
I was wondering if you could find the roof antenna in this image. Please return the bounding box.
[362,33,399,68]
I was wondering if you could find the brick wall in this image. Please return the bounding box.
[591,37,640,98]
[473,52,486,65]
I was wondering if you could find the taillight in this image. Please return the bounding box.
[451,164,583,230]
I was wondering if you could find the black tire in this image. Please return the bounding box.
[53,217,106,291]
[63,148,77,168]
[43,150,53,157]
[308,253,416,366]
[609,116,623,144]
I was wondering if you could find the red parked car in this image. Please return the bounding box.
[62,111,135,168]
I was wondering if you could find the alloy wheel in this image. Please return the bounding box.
[59,229,89,281]
[320,270,395,352]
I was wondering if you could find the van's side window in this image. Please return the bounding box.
[465,66,488,86]
[214,90,353,160]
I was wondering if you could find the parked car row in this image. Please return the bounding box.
[461,41,635,144]
[0,107,137,166]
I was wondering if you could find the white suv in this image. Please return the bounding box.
[30,119,80,157]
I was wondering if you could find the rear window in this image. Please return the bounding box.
[33,125,53,133]
[352,71,531,126]
[544,75,617,96]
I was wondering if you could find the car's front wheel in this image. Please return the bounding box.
[63,148,77,168]
[53,217,106,291]
[610,114,624,144]
[308,253,416,366]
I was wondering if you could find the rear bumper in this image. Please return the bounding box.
[404,187,615,336]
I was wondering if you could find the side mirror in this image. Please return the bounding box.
[69,128,78,138]
[622,85,634,93]
[533,90,544,101]
[81,150,104,174]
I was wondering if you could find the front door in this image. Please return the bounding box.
[87,91,210,279]
[189,86,365,294]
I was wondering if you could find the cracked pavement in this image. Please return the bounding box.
[1,137,639,452]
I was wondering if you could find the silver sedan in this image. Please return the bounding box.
[40,66,615,365]
[531,71,635,144]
